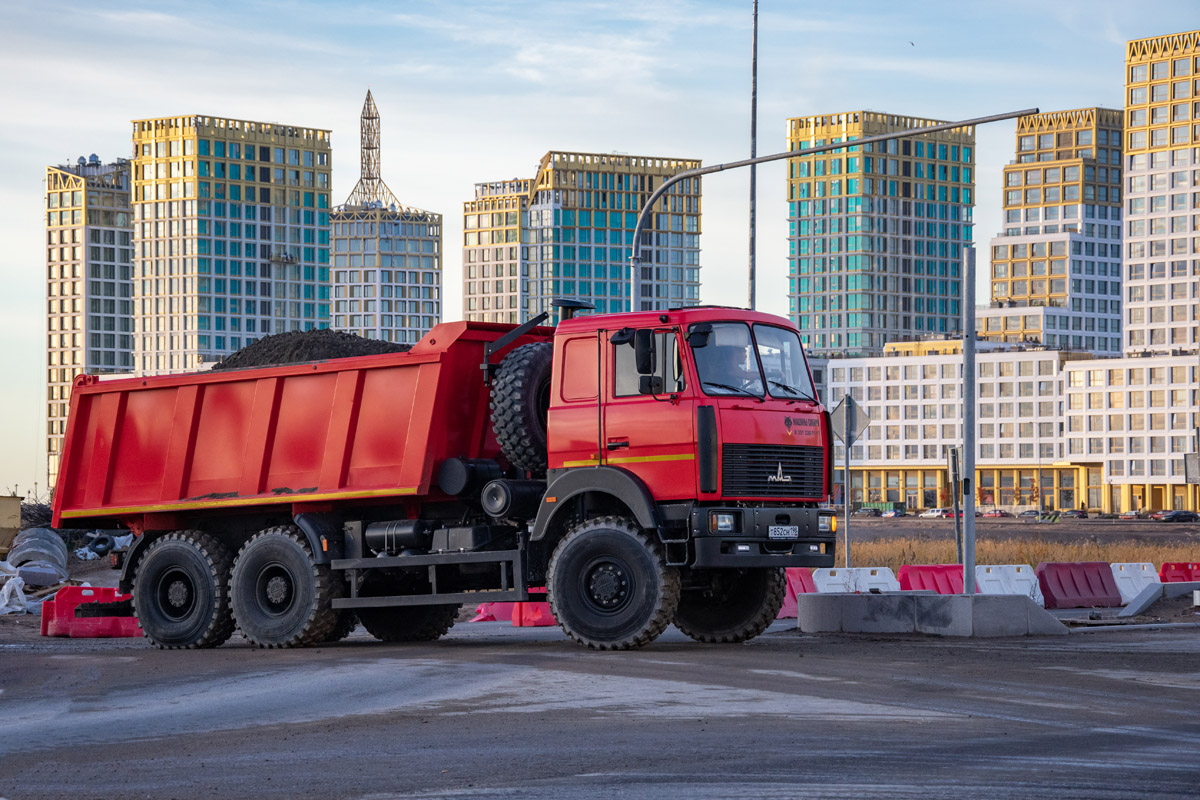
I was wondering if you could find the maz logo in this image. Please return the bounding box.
[767,463,792,483]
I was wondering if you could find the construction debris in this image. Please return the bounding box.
[212,328,409,371]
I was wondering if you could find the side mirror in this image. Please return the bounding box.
[686,322,712,349]
[634,330,656,375]
[639,375,664,395]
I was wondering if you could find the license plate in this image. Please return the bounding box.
[768,525,799,540]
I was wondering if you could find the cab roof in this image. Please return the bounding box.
[555,305,797,335]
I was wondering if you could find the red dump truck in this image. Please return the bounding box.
[52,304,835,650]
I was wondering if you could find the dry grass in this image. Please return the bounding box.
[848,536,1200,572]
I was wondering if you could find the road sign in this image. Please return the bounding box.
[831,395,871,446]
[1185,453,1200,484]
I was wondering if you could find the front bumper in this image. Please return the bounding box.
[687,505,836,568]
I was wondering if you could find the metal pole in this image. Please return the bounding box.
[962,246,977,594]
[628,108,1039,286]
[844,393,851,568]
[748,0,758,310]
[951,447,963,563]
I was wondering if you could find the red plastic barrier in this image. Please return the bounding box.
[1036,562,1122,609]
[898,564,964,595]
[1159,562,1200,583]
[778,568,816,618]
[511,601,556,627]
[40,586,143,638]
[469,602,514,623]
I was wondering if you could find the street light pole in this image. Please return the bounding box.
[962,246,977,594]
[748,0,758,310]
[628,109,1039,292]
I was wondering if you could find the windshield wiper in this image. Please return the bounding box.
[768,380,816,401]
[703,381,758,398]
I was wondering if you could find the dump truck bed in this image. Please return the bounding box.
[52,321,548,529]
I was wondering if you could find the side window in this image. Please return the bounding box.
[613,331,685,397]
[560,336,598,401]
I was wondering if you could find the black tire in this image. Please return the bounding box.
[229,526,340,648]
[13,528,67,557]
[355,572,460,642]
[547,516,680,650]
[673,568,786,644]
[490,342,553,474]
[132,531,236,649]
[322,610,359,642]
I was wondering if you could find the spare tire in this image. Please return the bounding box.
[13,528,67,558]
[490,342,553,474]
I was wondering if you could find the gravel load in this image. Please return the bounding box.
[212,328,410,371]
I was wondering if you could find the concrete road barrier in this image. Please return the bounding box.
[796,592,1067,637]
[1110,562,1161,605]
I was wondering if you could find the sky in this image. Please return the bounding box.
[1,0,1197,497]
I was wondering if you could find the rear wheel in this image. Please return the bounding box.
[674,568,785,644]
[547,516,680,650]
[230,526,339,648]
[355,571,460,642]
[132,531,235,649]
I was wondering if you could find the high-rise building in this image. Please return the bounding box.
[1122,29,1200,355]
[980,108,1124,354]
[786,111,976,357]
[332,91,442,343]
[44,156,134,485]
[129,115,333,373]
[463,151,701,324]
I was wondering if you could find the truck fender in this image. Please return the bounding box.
[118,532,157,594]
[293,512,344,565]
[531,466,661,542]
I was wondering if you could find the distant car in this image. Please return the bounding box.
[881,509,905,518]
[919,508,948,518]
[1017,509,1040,519]
[1151,510,1199,523]
[853,507,882,517]
[1059,509,1087,519]
[982,509,1011,518]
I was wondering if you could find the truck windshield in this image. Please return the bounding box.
[690,322,817,401]
[753,324,817,401]
[690,323,764,397]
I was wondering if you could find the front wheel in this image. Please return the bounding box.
[674,568,786,644]
[547,516,680,650]
[229,527,340,648]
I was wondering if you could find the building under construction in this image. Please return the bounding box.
[331,91,443,343]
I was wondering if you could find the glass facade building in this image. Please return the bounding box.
[129,115,333,373]
[463,151,701,324]
[44,157,133,485]
[786,111,976,357]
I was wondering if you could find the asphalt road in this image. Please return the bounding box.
[3,620,1200,799]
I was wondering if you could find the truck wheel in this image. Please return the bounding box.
[357,605,460,642]
[674,568,786,644]
[355,572,460,642]
[132,531,236,649]
[490,342,552,474]
[229,526,339,648]
[322,611,359,643]
[547,516,680,650]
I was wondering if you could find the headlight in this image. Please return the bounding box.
[710,512,737,532]
[819,514,836,533]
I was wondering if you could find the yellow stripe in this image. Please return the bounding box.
[559,452,695,469]
[606,453,695,466]
[561,458,601,468]
[59,486,420,519]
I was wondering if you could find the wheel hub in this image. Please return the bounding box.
[167,580,190,608]
[587,563,629,608]
[265,575,290,605]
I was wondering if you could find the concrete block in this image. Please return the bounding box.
[1162,581,1200,600]
[1023,597,1070,635]
[841,593,915,633]
[1118,584,1165,617]
[914,594,973,637]
[796,593,846,633]
[971,594,1031,637]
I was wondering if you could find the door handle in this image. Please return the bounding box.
[606,439,630,450]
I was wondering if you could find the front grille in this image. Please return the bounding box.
[722,443,825,498]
